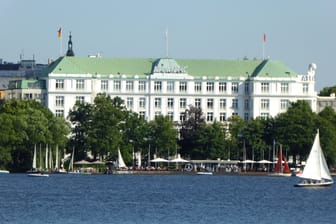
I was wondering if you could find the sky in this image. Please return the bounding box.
[0,0,335,91]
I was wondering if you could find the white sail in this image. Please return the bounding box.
[68,147,74,172]
[116,148,127,169]
[55,145,59,170]
[45,144,48,170]
[32,144,37,170]
[300,131,332,181]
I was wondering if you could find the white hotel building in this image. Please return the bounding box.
[40,55,317,122]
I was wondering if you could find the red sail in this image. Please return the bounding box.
[283,156,291,173]
[274,147,282,172]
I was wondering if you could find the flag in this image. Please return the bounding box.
[57,27,62,38]
[263,33,266,43]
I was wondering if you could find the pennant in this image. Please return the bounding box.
[263,33,266,43]
[57,27,62,38]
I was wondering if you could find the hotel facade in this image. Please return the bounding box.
[35,55,317,122]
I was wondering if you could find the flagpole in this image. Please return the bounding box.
[263,33,266,60]
[60,35,62,56]
[165,28,168,58]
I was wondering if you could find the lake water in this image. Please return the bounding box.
[0,174,335,224]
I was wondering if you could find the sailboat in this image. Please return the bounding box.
[295,130,334,187]
[27,144,49,177]
[116,148,127,170]
[68,147,79,174]
[270,145,291,176]
[113,148,132,174]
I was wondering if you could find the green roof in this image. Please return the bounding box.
[8,79,46,89]
[40,56,298,79]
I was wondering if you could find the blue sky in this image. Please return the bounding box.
[1,0,335,90]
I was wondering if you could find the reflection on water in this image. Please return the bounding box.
[0,174,335,224]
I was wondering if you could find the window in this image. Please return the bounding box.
[281,83,289,93]
[232,99,238,109]
[179,112,186,122]
[220,99,226,109]
[101,80,108,91]
[126,81,134,91]
[195,98,201,108]
[231,82,239,93]
[261,82,269,93]
[56,79,64,89]
[76,80,84,90]
[55,96,64,107]
[206,82,214,92]
[168,112,174,121]
[139,111,146,119]
[303,83,309,93]
[180,98,187,109]
[155,111,161,118]
[138,81,146,92]
[219,82,227,92]
[207,98,214,109]
[127,97,133,109]
[261,99,269,110]
[260,113,269,119]
[154,81,162,92]
[207,112,214,122]
[139,98,146,108]
[154,98,161,108]
[24,93,32,99]
[168,98,174,109]
[244,113,249,121]
[167,81,174,92]
[280,99,289,110]
[179,82,187,92]
[194,82,202,92]
[220,112,226,122]
[76,96,84,104]
[113,81,121,91]
[244,99,249,110]
[244,82,249,94]
[55,110,64,117]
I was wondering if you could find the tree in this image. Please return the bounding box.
[274,101,317,163]
[319,86,336,96]
[0,99,70,172]
[242,118,267,161]
[317,106,336,166]
[68,102,94,160]
[193,121,227,159]
[179,105,206,157]
[149,115,178,158]
[227,115,245,160]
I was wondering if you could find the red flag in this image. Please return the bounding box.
[57,27,62,38]
[263,33,266,43]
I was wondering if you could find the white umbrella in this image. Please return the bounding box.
[241,160,256,163]
[74,160,92,165]
[170,154,189,163]
[151,158,169,163]
[257,160,272,164]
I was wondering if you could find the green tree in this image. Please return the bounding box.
[274,101,317,163]
[149,115,178,158]
[227,115,245,160]
[179,105,206,157]
[193,121,227,159]
[319,86,336,96]
[242,118,267,161]
[317,106,336,166]
[68,102,94,160]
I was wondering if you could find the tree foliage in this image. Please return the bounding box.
[0,99,70,171]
